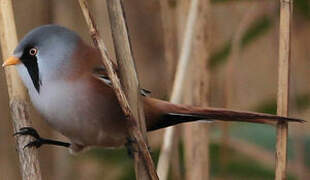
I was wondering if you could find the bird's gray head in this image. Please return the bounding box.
[3,24,81,93]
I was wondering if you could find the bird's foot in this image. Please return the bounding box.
[14,127,71,149]
[125,137,152,159]
[125,137,137,158]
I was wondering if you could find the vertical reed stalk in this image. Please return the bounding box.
[78,0,158,179]
[159,0,178,92]
[157,0,199,179]
[0,0,42,180]
[275,0,293,179]
[158,1,181,179]
[183,0,211,179]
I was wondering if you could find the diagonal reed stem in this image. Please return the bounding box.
[78,0,158,179]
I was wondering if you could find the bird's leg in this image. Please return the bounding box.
[125,137,137,158]
[125,137,152,159]
[14,127,71,149]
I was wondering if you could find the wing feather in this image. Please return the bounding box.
[92,66,151,96]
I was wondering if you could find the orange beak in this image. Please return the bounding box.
[2,56,21,67]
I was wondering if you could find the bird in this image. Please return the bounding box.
[2,24,303,153]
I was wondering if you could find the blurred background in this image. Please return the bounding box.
[0,0,310,179]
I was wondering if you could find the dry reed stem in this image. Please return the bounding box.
[158,1,181,179]
[0,0,42,180]
[78,0,158,179]
[159,0,178,92]
[275,0,293,179]
[157,0,199,179]
[183,0,211,179]
[105,0,156,179]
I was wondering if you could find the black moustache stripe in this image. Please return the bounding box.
[23,59,41,93]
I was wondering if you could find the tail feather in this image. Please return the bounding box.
[144,97,304,131]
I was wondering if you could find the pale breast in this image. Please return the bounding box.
[28,78,128,148]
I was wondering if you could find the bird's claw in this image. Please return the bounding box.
[14,127,40,139]
[125,137,137,158]
[125,137,152,158]
[14,127,43,149]
[23,140,43,149]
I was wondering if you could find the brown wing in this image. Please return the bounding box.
[92,66,151,96]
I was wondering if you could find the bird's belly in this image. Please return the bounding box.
[29,81,128,148]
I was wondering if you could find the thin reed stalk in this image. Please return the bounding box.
[158,1,181,179]
[275,0,293,179]
[183,0,211,179]
[157,0,199,179]
[0,0,42,180]
[159,0,178,92]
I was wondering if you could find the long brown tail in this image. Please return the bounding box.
[143,97,304,131]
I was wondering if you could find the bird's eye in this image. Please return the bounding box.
[29,48,38,56]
